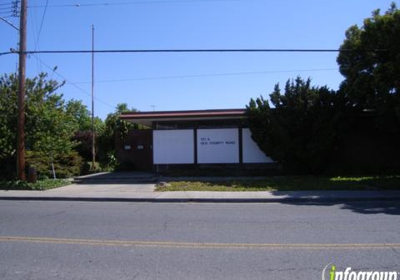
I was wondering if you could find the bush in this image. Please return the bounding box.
[0,152,16,180]
[246,78,348,174]
[72,131,94,161]
[0,179,70,190]
[26,150,83,179]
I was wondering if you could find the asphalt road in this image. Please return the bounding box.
[0,201,399,280]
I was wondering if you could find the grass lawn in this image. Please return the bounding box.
[0,179,71,191]
[155,175,400,192]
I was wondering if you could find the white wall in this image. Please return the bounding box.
[153,130,194,164]
[153,128,273,165]
[242,128,274,163]
[197,128,239,163]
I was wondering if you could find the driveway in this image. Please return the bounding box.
[49,172,157,194]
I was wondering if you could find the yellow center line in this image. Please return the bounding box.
[0,236,399,250]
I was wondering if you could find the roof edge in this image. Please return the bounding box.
[120,108,246,119]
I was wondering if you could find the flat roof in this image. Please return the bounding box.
[120,109,246,127]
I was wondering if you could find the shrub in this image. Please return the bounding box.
[0,152,16,180]
[26,150,83,179]
[246,77,348,174]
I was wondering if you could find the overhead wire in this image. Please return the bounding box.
[0,1,19,31]
[30,54,115,109]
[36,0,49,45]
[32,0,50,72]
[0,51,13,56]
[0,3,13,17]
[0,3,12,9]
[0,47,387,57]
[1,0,380,109]
[73,68,338,84]
[30,2,41,72]
[2,48,387,55]
[0,1,19,17]
[28,0,270,9]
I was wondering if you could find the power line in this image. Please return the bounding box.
[2,48,388,55]
[0,47,387,57]
[0,1,19,29]
[0,51,14,56]
[0,16,19,30]
[31,54,115,109]
[32,0,49,72]
[28,0,270,9]
[0,1,19,17]
[36,0,49,48]
[73,68,337,84]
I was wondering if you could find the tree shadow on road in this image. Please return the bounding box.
[340,201,400,215]
[276,199,400,216]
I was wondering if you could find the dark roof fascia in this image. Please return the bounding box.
[120,109,247,127]
[121,108,244,117]
[121,109,246,120]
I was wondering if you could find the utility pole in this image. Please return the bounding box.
[91,25,96,170]
[17,0,27,180]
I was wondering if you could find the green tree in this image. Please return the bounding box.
[0,74,18,158]
[0,72,83,179]
[66,99,104,133]
[246,77,347,174]
[25,76,75,155]
[98,103,138,166]
[66,99,92,131]
[0,74,18,178]
[337,3,400,123]
[0,73,74,158]
[66,99,104,161]
[104,103,136,141]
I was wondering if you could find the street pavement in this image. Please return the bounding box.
[1,200,399,280]
[0,172,400,203]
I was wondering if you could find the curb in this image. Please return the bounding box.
[1,196,399,203]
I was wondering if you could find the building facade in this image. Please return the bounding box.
[119,109,276,173]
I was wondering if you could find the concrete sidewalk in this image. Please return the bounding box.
[1,184,400,203]
[1,172,400,203]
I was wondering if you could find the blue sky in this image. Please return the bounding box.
[0,0,397,119]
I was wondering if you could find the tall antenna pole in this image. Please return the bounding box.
[17,0,27,180]
[91,25,96,170]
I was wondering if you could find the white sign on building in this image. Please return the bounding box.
[153,130,194,164]
[197,128,239,164]
[153,128,273,165]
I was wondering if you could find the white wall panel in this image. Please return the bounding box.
[197,129,239,163]
[153,130,194,164]
[242,128,274,163]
